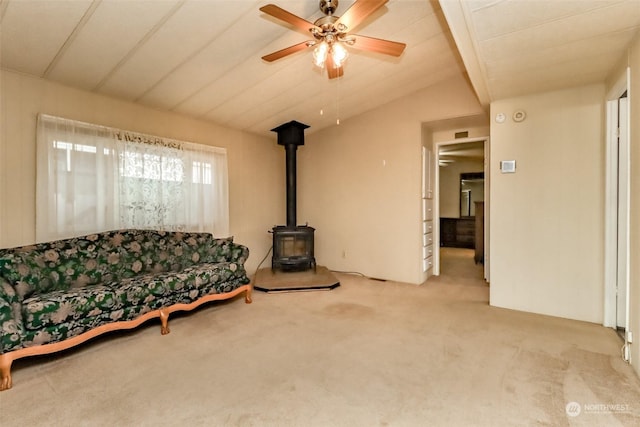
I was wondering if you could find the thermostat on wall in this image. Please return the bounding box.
[500,160,516,173]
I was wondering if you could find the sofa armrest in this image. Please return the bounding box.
[207,237,249,265]
[0,277,24,354]
[229,242,249,265]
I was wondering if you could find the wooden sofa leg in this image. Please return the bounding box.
[0,354,12,391]
[245,287,253,304]
[159,309,170,335]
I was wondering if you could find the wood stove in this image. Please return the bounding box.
[271,225,315,272]
[270,121,316,273]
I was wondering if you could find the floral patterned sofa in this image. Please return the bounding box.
[0,229,252,390]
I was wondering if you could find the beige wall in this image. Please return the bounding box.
[298,75,485,284]
[0,70,283,274]
[489,84,605,323]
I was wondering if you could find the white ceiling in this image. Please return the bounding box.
[1,0,639,137]
[441,0,640,104]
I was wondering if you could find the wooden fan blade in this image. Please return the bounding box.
[262,41,312,62]
[325,55,344,79]
[335,0,388,32]
[260,4,321,34]
[350,34,406,57]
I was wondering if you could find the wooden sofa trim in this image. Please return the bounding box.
[0,283,252,391]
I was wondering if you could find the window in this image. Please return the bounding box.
[36,114,229,242]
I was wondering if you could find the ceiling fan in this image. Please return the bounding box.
[260,0,406,79]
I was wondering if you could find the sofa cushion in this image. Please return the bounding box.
[112,262,245,306]
[21,262,245,331]
[18,280,244,348]
[22,285,122,331]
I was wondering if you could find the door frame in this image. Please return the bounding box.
[604,67,631,349]
[434,136,490,280]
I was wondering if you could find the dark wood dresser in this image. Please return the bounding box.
[440,217,475,249]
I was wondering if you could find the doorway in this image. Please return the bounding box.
[434,137,489,281]
[604,67,631,360]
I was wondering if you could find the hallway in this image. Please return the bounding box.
[430,247,486,287]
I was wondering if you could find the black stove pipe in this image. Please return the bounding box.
[284,143,298,228]
[271,120,310,228]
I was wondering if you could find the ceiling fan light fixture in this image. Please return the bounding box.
[331,42,348,67]
[261,0,406,79]
[313,42,329,67]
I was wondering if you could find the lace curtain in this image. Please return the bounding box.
[36,114,229,242]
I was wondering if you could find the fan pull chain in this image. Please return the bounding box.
[320,76,328,117]
[336,74,341,125]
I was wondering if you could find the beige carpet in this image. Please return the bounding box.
[1,248,638,426]
[253,265,340,292]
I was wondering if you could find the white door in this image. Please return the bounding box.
[483,138,490,281]
[616,94,630,331]
[604,70,632,362]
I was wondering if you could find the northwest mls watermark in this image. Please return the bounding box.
[566,401,632,417]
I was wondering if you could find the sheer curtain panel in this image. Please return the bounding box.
[36,114,229,242]
[36,115,120,241]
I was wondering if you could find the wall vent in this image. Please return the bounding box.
[455,131,469,139]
